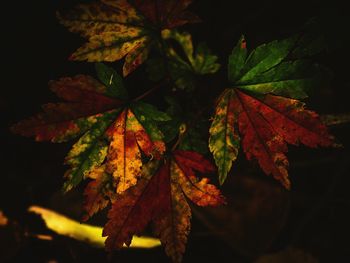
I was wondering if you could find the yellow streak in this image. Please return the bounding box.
[28,206,160,249]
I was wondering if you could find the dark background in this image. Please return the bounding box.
[2,0,350,262]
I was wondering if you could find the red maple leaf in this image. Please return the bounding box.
[103,150,225,262]
[11,75,122,142]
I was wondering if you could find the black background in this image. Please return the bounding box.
[2,0,350,262]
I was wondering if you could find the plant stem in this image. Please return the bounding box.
[133,80,166,102]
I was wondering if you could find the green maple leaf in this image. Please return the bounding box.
[210,35,335,186]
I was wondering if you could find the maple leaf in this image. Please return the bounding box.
[12,64,170,193]
[11,74,122,143]
[147,29,220,91]
[103,150,225,262]
[103,103,170,194]
[161,29,221,75]
[57,0,199,76]
[209,36,335,188]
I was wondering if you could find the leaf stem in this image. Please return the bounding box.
[132,80,166,102]
[171,133,183,152]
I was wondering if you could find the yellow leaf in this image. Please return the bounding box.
[28,206,160,249]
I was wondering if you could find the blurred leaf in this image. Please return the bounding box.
[193,175,290,257]
[162,29,221,74]
[28,206,161,249]
[147,29,220,91]
[0,210,8,226]
[321,113,350,126]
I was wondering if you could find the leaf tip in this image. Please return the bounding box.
[68,54,75,61]
[239,35,247,49]
[218,172,227,186]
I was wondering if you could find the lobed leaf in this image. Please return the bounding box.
[11,75,122,143]
[13,68,170,195]
[103,150,224,262]
[210,35,335,187]
[235,90,333,188]
[58,0,199,75]
[162,29,220,75]
[105,108,166,194]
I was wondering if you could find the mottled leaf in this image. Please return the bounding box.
[174,150,224,206]
[132,102,171,144]
[123,38,152,76]
[102,108,165,194]
[153,170,190,263]
[235,90,333,188]
[162,29,220,74]
[13,70,168,195]
[82,166,114,221]
[58,0,199,75]
[210,36,335,187]
[11,75,122,143]
[210,88,334,188]
[63,110,119,192]
[103,150,224,262]
[209,89,240,184]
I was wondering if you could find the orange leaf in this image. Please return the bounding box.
[106,109,165,194]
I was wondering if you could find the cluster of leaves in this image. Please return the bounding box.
[12,0,336,262]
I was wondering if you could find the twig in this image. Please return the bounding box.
[133,80,166,102]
